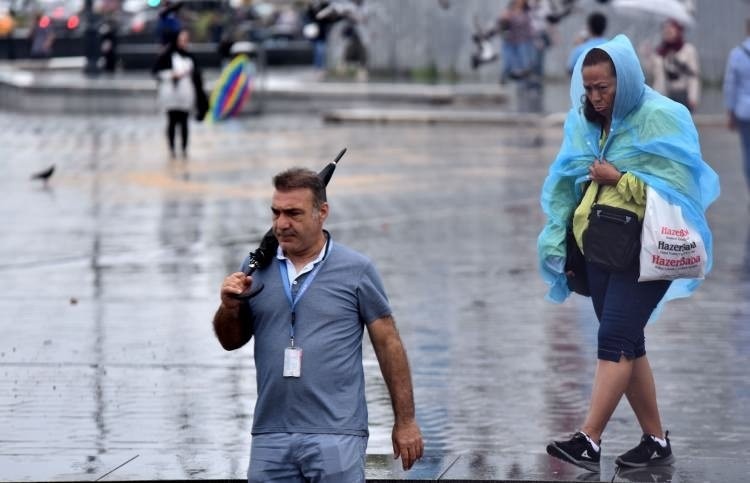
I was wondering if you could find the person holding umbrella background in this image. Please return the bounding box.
[649,18,701,112]
[213,163,424,481]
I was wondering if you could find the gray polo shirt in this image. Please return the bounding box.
[243,238,391,436]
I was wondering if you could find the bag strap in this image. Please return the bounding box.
[592,128,606,203]
[569,180,594,229]
[592,182,602,203]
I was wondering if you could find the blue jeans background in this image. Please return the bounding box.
[500,40,536,83]
[313,40,327,70]
[736,119,750,192]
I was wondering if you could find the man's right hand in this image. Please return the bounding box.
[220,272,252,309]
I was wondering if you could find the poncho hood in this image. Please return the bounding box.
[570,34,646,123]
[537,34,720,313]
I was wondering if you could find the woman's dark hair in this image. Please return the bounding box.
[273,167,327,209]
[580,48,616,124]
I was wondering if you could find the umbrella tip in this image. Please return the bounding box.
[333,147,347,164]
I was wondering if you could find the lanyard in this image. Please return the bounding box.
[278,241,332,346]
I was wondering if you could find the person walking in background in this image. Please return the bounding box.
[213,167,424,481]
[98,16,118,73]
[304,0,343,76]
[496,0,536,85]
[538,35,719,473]
[650,18,701,112]
[152,29,207,159]
[723,18,750,195]
[156,0,184,46]
[567,11,607,75]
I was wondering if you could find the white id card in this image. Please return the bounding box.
[283,347,302,377]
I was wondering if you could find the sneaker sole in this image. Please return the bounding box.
[615,454,675,468]
[546,442,600,472]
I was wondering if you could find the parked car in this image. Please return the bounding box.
[33,0,83,37]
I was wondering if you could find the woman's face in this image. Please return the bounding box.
[177,31,189,49]
[662,22,680,42]
[582,61,616,120]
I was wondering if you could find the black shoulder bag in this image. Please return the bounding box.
[565,182,590,296]
[565,227,589,296]
[582,184,642,272]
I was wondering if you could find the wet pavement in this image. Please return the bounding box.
[0,108,749,482]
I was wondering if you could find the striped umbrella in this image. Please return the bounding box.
[208,54,254,122]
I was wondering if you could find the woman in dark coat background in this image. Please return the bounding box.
[152,29,208,159]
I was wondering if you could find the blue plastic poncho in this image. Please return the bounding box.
[537,34,720,308]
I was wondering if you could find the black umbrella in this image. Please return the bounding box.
[235,148,346,299]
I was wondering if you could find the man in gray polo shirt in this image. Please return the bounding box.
[213,167,423,482]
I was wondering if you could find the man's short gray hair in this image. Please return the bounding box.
[273,167,327,209]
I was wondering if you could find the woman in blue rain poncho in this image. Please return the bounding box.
[538,35,719,472]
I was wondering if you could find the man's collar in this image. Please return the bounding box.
[276,231,330,263]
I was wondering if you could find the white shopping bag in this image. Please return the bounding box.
[638,186,706,281]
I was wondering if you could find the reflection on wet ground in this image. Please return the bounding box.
[0,113,748,481]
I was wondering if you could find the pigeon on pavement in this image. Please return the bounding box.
[30,165,55,185]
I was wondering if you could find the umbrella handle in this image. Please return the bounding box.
[235,147,347,281]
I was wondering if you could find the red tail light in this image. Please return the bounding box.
[39,15,51,28]
[67,15,79,29]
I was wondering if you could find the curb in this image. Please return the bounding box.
[323,107,726,128]
[323,108,547,126]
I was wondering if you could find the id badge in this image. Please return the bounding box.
[283,346,302,377]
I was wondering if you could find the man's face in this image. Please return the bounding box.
[272,188,328,257]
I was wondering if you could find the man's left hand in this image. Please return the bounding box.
[392,419,424,470]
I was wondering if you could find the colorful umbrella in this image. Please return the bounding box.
[208,54,254,122]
